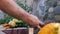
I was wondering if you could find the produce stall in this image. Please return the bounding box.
[0,0,60,34]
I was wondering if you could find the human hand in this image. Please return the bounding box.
[28,15,44,29]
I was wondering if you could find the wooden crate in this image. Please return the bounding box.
[2,28,28,34]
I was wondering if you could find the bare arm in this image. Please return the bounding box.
[0,0,44,28]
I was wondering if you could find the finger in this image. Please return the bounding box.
[37,25,41,29]
[38,21,45,27]
[39,21,45,26]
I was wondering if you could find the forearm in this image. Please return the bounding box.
[0,0,32,24]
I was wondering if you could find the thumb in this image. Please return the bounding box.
[37,25,41,29]
[39,21,45,26]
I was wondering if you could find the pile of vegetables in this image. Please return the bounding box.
[0,15,28,28]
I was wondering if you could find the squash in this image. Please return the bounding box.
[38,23,60,34]
[8,19,19,27]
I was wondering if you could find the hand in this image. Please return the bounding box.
[28,15,44,29]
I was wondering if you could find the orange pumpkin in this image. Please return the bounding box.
[38,23,60,34]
